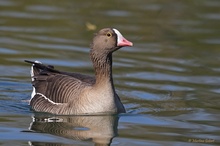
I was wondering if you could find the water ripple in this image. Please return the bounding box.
[0,0,220,145]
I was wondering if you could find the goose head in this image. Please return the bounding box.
[91,28,133,54]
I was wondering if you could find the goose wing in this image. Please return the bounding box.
[25,60,94,104]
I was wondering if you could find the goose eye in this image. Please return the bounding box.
[106,32,112,37]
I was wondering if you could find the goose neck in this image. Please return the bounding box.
[90,50,114,87]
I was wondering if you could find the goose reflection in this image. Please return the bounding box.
[29,114,119,146]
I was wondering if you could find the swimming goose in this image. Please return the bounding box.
[25,28,133,115]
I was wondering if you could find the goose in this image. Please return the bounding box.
[25,28,133,115]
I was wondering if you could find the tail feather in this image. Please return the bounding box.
[25,60,60,77]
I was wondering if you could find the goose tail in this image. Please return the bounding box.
[25,60,60,78]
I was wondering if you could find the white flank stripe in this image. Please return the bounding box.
[35,92,61,105]
[31,87,36,100]
[30,65,35,81]
[30,60,42,81]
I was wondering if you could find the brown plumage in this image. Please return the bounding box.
[25,28,133,115]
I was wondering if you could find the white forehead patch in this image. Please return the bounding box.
[113,28,124,45]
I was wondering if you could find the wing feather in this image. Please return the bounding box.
[25,60,92,104]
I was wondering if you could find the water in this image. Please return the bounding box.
[0,0,220,145]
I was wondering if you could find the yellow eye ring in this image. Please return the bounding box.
[106,32,112,37]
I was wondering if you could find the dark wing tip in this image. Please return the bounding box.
[25,60,35,64]
[25,60,60,74]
